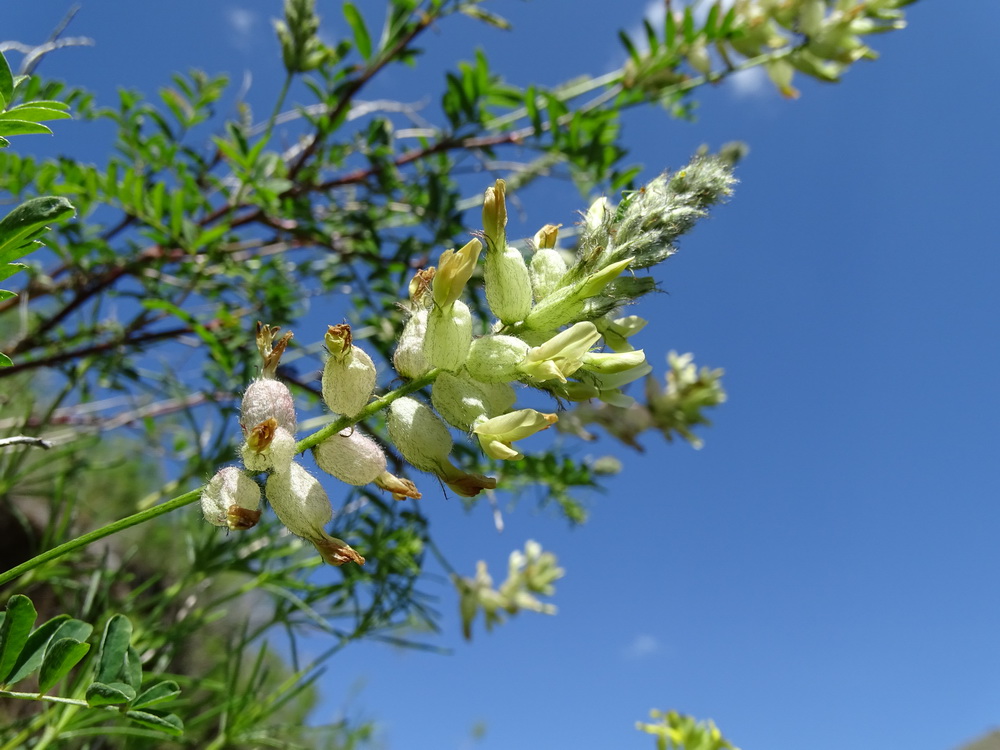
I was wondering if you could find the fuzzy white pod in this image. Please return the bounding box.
[241,378,297,434]
[425,300,472,372]
[387,396,454,473]
[393,309,431,379]
[322,346,377,417]
[241,425,297,474]
[201,466,262,530]
[464,334,529,384]
[473,379,517,416]
[265,461,333,538]
[431,371,490,431]
[314,429,387,486]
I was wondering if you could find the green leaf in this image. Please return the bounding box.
[132,680,181,709]
[0,120,53,137]
[343,3,372,60]
[124,645,142,690]
[0,105,72,123]
[0,261,26,284]
[125,709,184,736]
[0,352,11,367]
[0,51,13,111]
[0,595,37,684]
[85,680,136,707]
[38,638,90,694]
[3,614,70,686]
[95,614,132,685]
[48,619,93,648]
[0,196,75,265]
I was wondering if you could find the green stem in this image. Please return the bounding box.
[0,690,88,707]
[0,368,442,588]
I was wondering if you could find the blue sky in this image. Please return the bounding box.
[5,2,999,749]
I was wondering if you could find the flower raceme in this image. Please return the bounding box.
[201,157,735,567]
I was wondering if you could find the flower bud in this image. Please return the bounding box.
[518,322,601,383]
[322,326,377,417]
[241,377,297,434]
[265,462,364,566]
[432,371,490,431]
[394,308,431,379]
[485,246,533,324]
[686,39,712,76]
[482,179,507,252]
[465,334,529,384]
[426,299,472,372]
[314,428,387,486]
[766,58,799,99]
[595,314,647,352]
[433,239,482,308]
[580,349,647,374]
[201,466,262,530]
[472,409,558,461]
[241,422,297,474]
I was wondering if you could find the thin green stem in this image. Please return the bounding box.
[0,489,201,588]
[0,690,88,707]
[0,368,443,588]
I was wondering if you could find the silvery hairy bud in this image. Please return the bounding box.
[464,334,529,384]
[314,428,387,486]
[266,462,365,566]
[201,466,262,531]
[321,324,377,417]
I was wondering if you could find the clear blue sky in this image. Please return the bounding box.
[6,2,999,749]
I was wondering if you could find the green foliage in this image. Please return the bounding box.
[0,595,183,738]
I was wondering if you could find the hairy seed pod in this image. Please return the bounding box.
[431,371,490,431]
[314,429,387,486]
[394,309,431,379]
[322,345,377,417]
[201,467,262,530]
[241,377,297,434]
[387,397,453,473]
[465,334,529,384]
[426,300,472,372]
